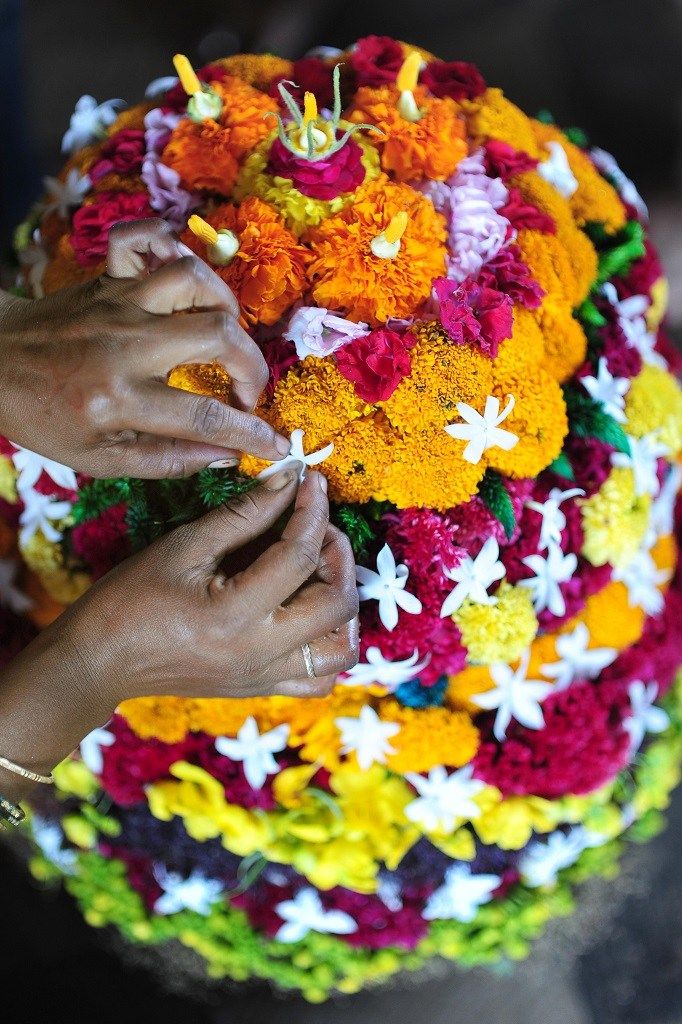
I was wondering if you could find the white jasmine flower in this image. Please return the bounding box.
[611,433,668,497]
[590,148,649,221]
[377,876,403,912]
[11,447,78,495]
[538,141,578,198]
[0,558,33,614]
[283,305,370,359]
[257,428,333,483]
[614,548,670,615]
[342,647,430,690]
[62,95,123,153]
[648,463,682,543]
[581,357,630,423]
[471,651,553,741]
[423,865,500,922]
[145,75,179,97]
[520,542,577,618]
[601,282,649,323]
[356,543,422,631]
[541,622,616,690]
[624,681,669,755]
[275,888,357,943]
[440,536,505,618]
[79,727,115,775]
[43,169,91,218]
[153,866,223,916]
[526,487,584,551]
[335,705,400,769]
[215,717,289,790]
[445,394,519,465]
[31,817,77,874]
[18,229,48,299]
[519,827,602,888]
[405,765,485,832]
[19,493,72,546]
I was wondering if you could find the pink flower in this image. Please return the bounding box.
[89,128,145,181]
[283,306,370,359]
[335,328,415,402]
[266,135,366,200]
[144,107,182,154]
[350,35,404,87]
[141,154,199,231]
[422,60,486,101]
[433,277,513,358]
[484,140,538,180]
[479,245,545,309]
[501,186,556,234]
[70,189,153,266]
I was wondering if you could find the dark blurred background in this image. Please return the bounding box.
[1,1,681,1022]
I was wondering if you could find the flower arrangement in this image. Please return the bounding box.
[4,35,682,1002]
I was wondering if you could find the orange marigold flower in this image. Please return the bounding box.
[119,696,193,744]
[188,697,289,736]
[446,664,494,714]
[379,700,480,773]
[347,85,467,183]
[382,428,486,510]
[486,364,567,478]
[213,75,279,158]
[23,572,65,630]
[91,172,145,195]
[180,198,308,325]
[167,359,233,401]
[515,228,585,308]
[323,412,397,505]
[532,120,627,234]
[214,53,294,89]
[493,307,545,376]
[42,234,103,295]
[461,88,540,157]
[579,580,645,651]
[305,176,447,325]
[651,533,677,579]
[536,299,588,383]
[162,119,239,194]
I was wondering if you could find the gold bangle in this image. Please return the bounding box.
[0,755,54,785]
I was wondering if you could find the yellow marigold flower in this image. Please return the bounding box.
[305,176,448,325]
[167,360,232,401]
[323,412,397,505]
[581,467,651,569]
[486,365,567,478]
[234,132,382,236]
[515,229,585,308]
[214,53,294,89]
[461,88,540,157]
[428,828,476,861]
[282,687,369,769]
[189,696,289,737]
[447,664,495,713]
[377,701,480,772]
[0,456,17,503]
[347,85,467,183]
[382,429,486,511]
[20,530,89,604]
[536,299,588,383]
[532,120,627,234]
[647,277,669,331]
[493,307,545,375]
[624,365,682,456]
[579,580,645,651]
[651,533,677,577]
[454,582,538,665]
[270,357,367,448]
[473,792,556,850]
[119,696,193,744]
[106,103,152,134]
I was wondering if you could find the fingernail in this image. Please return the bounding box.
[317,472,328,494]
[177,242,195,258]
[264,468,297,491]
[275,434,291,456]
[208,458,239,469]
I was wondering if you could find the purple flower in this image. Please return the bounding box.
[144,107,182,155]
[140,154,199,231]
[283,305,371,359]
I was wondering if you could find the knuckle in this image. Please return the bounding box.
[191,397,229,439]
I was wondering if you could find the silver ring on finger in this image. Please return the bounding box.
[301,642,316,679]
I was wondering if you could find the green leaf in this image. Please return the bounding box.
[548,452,575,480]
[592,220,646,286]
[563,387,631,454]
[478,469,515,540]
[535,108,555,124]
[576,297,607,329]
[564,125,589,148]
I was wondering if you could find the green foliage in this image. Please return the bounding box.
[586,220,646,286]
[72,479,142,524]
[563,386,631,454]
[548,451,575,480]
[479,469,515,540]
[564,125,589,148]
[332,505,376,560]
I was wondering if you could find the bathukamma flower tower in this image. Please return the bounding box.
[4,35,682,1001]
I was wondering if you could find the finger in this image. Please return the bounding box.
[138,383,290,460]
[266,619,360,685]
[133,254,240,318]
[106,218,186,278]
[101,433,242,479]
[233,473,330,613]
[269,675,337,698]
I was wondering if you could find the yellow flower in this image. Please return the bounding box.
[214,53,294,89]
[0,455,17,502]
[461,88,540,157]
[487,364,568,478]
[536,299,588,383]
[454,582,538,665]
[429,828,476,861]
[580,467,651,569]
[473,793,556,850]
[273,763,320,809]
[578,580,646,651]
[379,702,480,772]
[20,530,90,604]
[624,365,682,456]
[647,277,669,331]
[331,763,418,868]
[119,697,193,744]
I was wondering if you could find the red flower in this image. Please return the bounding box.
[434,277,513,358]
[89,128,146,181]
[266,135,366,200]
[501,186,556,234]
[422,60,486,101]
[350,35,404,87]
[70,190,153,267]
[162,63,228,112]
[598,322,642,380]
[484,140,538,180]
[260,336,299,399]
[615,239,662,301]
[270,57,342,110]
[70,503,132,580]
[335,328,415,402]
[479,245,545,309]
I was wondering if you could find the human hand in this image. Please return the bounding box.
[0,218,289,478]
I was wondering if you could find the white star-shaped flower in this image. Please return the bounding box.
[275,888,357,943]
[342,646,430,690]
[356,543,422,631]
[520,542,577,618]
[257,428,334,483]
[19,493,72,546]
[145,75,179,97]
[519,827,601,888]
[611,433,668,497]
[377,876,403,912]
[591,148,649,221]
[445,395,519,465]
[0,558,33,614]
[79,726,115,775]
[581,357,630,423]
[61,94,124,154]
[335,704,400,769]
[11,446,78,495]
[624,680,669,755]
[440,536,505,618]
[153,865,224,916]
[601,282,649,324]
[215,717,290,790]
[405,764,485,832]
[43,169,91,218]
[471,651,553,741]
[538,141,578,198]
[541,622,616,691]
[526,487,584,551]
[614,305,667,369]
[31,816,77,874]
[18,229,48,299]
[423,864,501,922]
[614,548,670,615]
[647,463,682,543]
